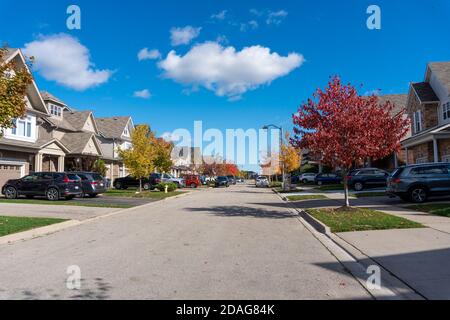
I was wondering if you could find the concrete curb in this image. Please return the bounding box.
[272,188,423,300]
[0,220,82,246]
[0,191,193,246]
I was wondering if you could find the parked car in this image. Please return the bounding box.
[150,173,185,188]
[70,171,107,197]
[215,176,230,188]
[184,175,201,188]
[347,168,389,191]
[255,176,269,188]
[387,163,450,203]
[299,173,317,184]
[227,175,237,185]
[314,173,342,185]
[114,175,151,190]
[2,172,82,201]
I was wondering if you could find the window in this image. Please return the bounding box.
[123,126,130,137]
[10,116,33,138]
[49,104,62,117]
[410,166,448,175]
[443,102,450,121]
[413,110,422,133]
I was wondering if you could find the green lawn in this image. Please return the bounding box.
[313,184,343,191]
[0,216,67,237]
[286,194,328,201]
[0,198,133,209]
[274,187,304,193]
[306,207,424,233]
[105,189,185,200]
[409,203,450,218]
[354,192,387,198]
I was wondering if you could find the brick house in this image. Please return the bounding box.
[401,62,450,164]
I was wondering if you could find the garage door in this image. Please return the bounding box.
[0,164,22,189]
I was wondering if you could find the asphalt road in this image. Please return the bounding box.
[0,184,370,299]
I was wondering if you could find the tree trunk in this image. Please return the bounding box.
[139,178,142,193]
[343,170,350,207]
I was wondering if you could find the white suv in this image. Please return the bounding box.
[300,173,317,184]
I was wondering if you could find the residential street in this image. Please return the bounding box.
[0,184,370,300]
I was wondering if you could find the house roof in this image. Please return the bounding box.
[96,117,131,139]
[63,110,93,131]
[428,62,450,94]
[0,48,19,64]
[40,91,68,106]
[60,132,102,155]
[377,94,408,116]
[411,82,440,103]
[44,116,76,131]
[0,136,62,151]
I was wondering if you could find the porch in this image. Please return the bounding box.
[402,127,450,164]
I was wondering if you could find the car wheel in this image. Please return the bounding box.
[89,194,98,198]
[302,179,308,184]
[317,181,322,186]
[354,182,364,191]
[190,183,197,188]
[115,182,122,190]
[143,183,150,191]
[46,188,60,201]
[4,186,18,199]
[409,187,428,203]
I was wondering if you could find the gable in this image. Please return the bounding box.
[82,113,99,134]
[82,136,102,155]
[6,49,48,115]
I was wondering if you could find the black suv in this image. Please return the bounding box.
[2,172,82,201]
[347,168,389,191]
[387,163,450,203]
[113,175,151,190]
[71,172,107,198]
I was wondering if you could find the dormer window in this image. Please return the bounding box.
[443,102,450,121]
[49,104,62,118]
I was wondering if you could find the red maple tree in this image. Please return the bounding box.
[291,76,410,206]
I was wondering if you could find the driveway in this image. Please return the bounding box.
[0,184,370,299]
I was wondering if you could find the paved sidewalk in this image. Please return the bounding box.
[288,192,450,299]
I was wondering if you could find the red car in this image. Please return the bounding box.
[183,175,201,188]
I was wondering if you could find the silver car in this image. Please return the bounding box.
[255,176,269,188]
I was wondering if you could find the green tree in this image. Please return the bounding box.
[153,137,173,173]
[92,158,107,176]
[0,46,34,134]
[118,125,155,192]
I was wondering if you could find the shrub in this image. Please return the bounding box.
[155,182,177,192]
[270,181,282,188]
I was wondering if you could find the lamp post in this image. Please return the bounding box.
[262,124,284,190]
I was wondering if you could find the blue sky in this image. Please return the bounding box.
[1,0,450,171]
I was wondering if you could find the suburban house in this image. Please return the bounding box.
[401,61,450,164]
[170,146,202,177]
[0,48,133,188]
[96,117,134,183]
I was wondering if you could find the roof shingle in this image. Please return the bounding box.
[96,117,131,139]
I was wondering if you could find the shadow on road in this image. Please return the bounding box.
[186,205,296,219]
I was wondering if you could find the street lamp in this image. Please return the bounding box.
[262,124,284,190]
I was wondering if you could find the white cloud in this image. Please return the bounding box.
[266,10,288,25]
[170,26,201,46]
[138,48,161,61]
[240,20,259,32]
[211,10,227,21]
[23,33,111,91]
[158,41,304,100]
[133,89,151,99]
